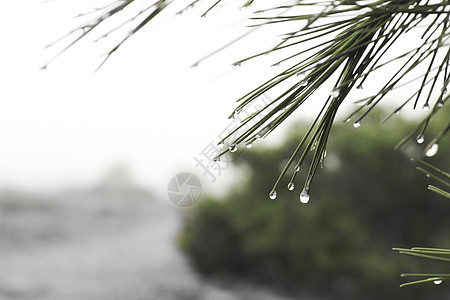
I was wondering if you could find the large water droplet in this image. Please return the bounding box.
[434,280,442,285]
[229,143,238,153]
[422,103,430,111]
[353,120,361,128]
[416,134,424,144]
[232,62,241,69]
[299,189,310,203]
[245,143,253,149]
[288,182,294,191]
[425,143,439,157]
[330,88,340,97]
[437,97,444,108]
[269,191,277,200]
[295,165,300,172]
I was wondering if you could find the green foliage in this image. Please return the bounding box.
[178,113,450,298]
[393,160,450,287]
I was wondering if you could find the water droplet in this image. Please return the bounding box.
[245,143,253,149]
[256,127,269,139]
[213,156,220,162]
[353,120,361,128]
[217,141,224,148]
[443,88,447,94]
[344,117,351,123]
[434,280,442,285]
[295,165,300,172]
[422,103,430,111]
[330,88,340,97]
[232,62,241,69]
[416,134,424,144]
[356,84,363,90]
[437,97,444,108]
[395,108,401,115]
[296,71,306,79]
[229,143,238,152]
[300,79,308,87]
[425,143,438,157]
[299,189,310,203]
[288,182,294,191]
[269,191,277,200]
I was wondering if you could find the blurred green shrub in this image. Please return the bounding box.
[178,110,449,299]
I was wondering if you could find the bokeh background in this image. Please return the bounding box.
[0,1,449,299]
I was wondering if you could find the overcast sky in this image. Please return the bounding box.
[0,1,292,196]
[0,1,430,197]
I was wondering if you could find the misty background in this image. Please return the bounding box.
[0,1,448,299]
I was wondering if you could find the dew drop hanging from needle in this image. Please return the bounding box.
[269,191,277,200]
[299,189,310,203]
[300,79,308,87]
[353,120,361,128]
[425,143,439,157]
[416,134,424,144]
[232,62,241,70]
[422,103,430,111]
[288,182,294,191]
[330,88,340,97]
[229,143,238,153]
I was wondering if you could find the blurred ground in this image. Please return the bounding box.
[0,189,296,300]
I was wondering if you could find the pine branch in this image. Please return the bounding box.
[45,0,450,201]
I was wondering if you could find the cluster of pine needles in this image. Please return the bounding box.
[43,0,449,287]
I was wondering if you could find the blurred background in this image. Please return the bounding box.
[0,1,449,299]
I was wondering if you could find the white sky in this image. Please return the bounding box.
[0,1,431,196]
[0,0,292,196]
